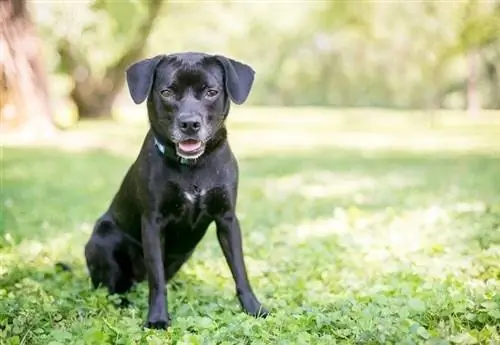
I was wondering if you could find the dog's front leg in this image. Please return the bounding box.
[141,214,170,329]
[215,212,269,318]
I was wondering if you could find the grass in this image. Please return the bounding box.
[1,107,500,345]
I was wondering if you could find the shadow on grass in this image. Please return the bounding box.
[3,145,499,242]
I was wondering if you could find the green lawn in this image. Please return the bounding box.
[1,107,500,345]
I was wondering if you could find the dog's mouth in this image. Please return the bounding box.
[176,139,205,159]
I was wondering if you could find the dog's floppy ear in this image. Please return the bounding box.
[214,55,255,105]
[126,55,165,104]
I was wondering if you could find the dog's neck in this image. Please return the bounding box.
[151,127,228,167]
[152,136,194,165]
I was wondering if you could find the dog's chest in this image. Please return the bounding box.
[161,183,231,226]
[161,184,231,254]
[171,185,205,224]
[183,188,203,206]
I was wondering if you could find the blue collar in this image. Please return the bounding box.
[153,136,166,155]
[153,136,196,165]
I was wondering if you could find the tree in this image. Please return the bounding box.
[433,0,500,113]
[0,0,56,137]
[458,0,500,117]
[28,0,500,112]
[34,0,165,119]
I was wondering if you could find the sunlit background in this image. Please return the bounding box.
[1,1,500,344]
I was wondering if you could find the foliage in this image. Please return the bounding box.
[32,0,161,78]
[1,108,500,344]
[28,0,500,111]
[29,0,164,118]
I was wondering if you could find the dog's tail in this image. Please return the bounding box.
[55,261,73,272]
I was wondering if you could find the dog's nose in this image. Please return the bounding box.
[178,116,201,134]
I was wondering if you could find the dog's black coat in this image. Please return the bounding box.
[84,52,269,329]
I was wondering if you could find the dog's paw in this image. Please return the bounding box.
[144,316,171,330]
[239,294,270,319]
[241,299,270,318]
[247,305,270,318]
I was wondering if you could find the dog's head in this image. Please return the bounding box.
[125,52,255,159]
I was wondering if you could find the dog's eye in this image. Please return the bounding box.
[205,89,219,99]
[160,88,175,98]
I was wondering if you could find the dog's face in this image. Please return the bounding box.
[126,52,255,159]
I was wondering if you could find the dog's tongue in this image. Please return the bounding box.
[178,139,201,152]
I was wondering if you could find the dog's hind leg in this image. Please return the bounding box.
[84,216,136,304]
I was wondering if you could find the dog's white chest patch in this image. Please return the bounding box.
[184,192,196,203]
[184,189,206,203]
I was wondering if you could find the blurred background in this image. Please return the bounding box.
[1,0,499,133]
[2,1,500,343]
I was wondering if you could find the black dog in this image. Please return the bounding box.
[83,52,269,329]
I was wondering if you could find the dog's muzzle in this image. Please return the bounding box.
[174,113,207,159]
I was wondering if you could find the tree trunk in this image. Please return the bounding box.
[466,49,481,118]
[485,57,500,109]
[57,0,164,119]
[0,0,56,137]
